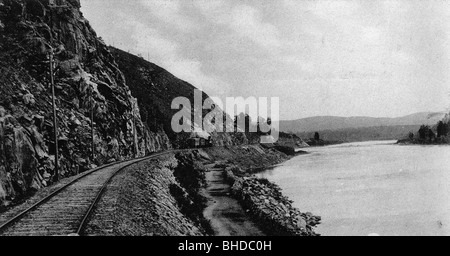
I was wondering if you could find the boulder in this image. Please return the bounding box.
[0,165,14,205]
[32,114,45,130]
[13,127,39,189]
[0,106,6,117]
[23,93,35,106]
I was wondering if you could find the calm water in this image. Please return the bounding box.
[257,141,450,236]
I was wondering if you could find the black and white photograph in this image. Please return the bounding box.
[0,0,449,245]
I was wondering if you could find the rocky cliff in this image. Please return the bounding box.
[0,0,171,207]
[0,0,255,208]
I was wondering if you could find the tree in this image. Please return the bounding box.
[314,132,320,141]
[257,116,271,135]
[428,130,436,141]
[419,125,436,142]
[418,125,428,141]
[234,113,246,131]
[437,121,449,137]
[245,114,252,132]
[235,113,255,133]
[408,132,414,141]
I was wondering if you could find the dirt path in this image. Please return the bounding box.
[203,167,265,236]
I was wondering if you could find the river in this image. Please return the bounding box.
[256,141,450,236]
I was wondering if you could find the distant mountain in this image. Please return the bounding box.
[297,125,422,143]
[279,112,446,134]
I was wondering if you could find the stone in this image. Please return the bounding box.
[32,115,45,129]
[23,93,35,106]
[43,172,51,179]
[69,114,82,127]
[296,217,307,230]
[0,106,6,117]
[59,58,81,77]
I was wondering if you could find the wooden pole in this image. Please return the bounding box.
[0,122,5,167]
[49,3,63,182]
[50,47,59,182]
[90,86,95,162]
[133,114,137,158]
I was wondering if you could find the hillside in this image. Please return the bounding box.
[110,47,248,148]
[280,112,445,134]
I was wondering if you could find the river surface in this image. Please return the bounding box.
[256,141,450,236]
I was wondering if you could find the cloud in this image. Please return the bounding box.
[81,0,450,119]
[194,1,281,50]
[120,14,230,94]
[229,5,281,50]
[311,0,359,19]
[194,0,233,25]
[139,0,195,31]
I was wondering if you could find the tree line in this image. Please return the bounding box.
[411,121,449,143]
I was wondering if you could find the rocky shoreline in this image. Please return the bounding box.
[224,166,321,236]
[198,145,321,236]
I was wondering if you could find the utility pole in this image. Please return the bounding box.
[0,122,5,170]
[49,49,59,182]
[90,86,95,162]
[130,105,137,159]
[48,3,59,182]
[48,1,69,182]
[133,114,137,158]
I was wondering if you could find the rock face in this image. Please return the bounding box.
[0,0,254,208]
[0,0,171,206]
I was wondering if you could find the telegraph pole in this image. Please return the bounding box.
[90,86,95,162]
[48,3,59,182]
[49,46,59,182]
[130,106,137,159]
[48,0,70,182]
[133,114,137,158]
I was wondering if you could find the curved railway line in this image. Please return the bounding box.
[0,152,171,236]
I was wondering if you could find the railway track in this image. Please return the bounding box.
[0,152,169,236]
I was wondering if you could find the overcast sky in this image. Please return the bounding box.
[81,0,450,120]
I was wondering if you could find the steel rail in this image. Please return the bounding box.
[0,152,173,235]
[75,151,169,235]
